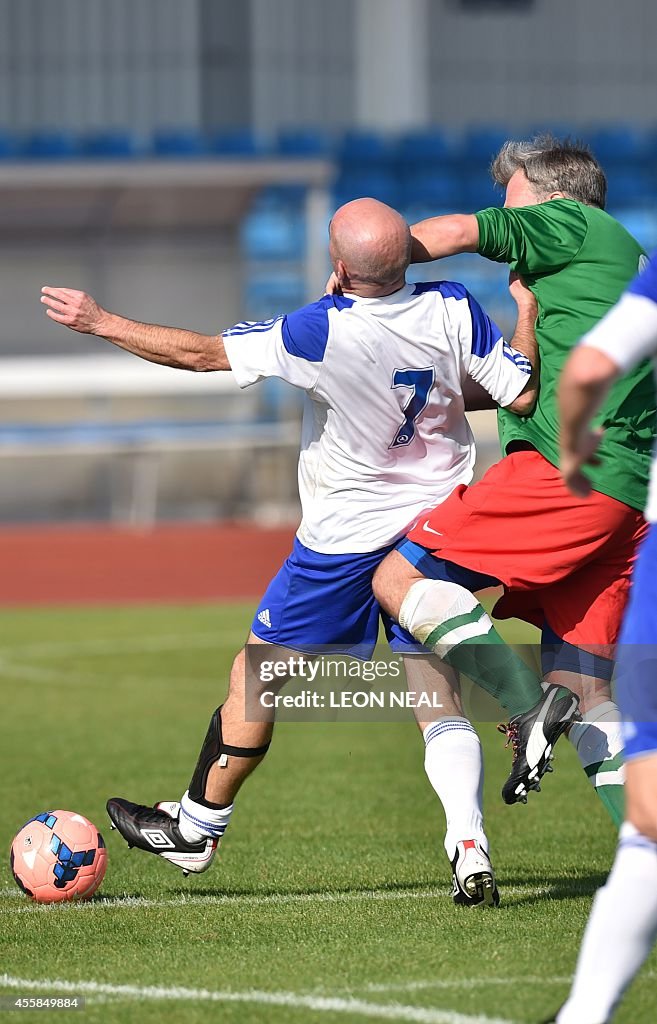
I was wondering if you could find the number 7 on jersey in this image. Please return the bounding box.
[389,367,435,449]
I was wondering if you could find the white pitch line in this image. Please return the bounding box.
[0,884,552,915]
[0,975,517,1024]
[0,629,238,660]
[364,976,571,993]
[0,659,217,689]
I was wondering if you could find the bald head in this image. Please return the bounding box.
[329,199,411,296]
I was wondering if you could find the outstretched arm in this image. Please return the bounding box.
[411,215,479,263]
[41,287,230,372]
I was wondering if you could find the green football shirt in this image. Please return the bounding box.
[475,199,655,511]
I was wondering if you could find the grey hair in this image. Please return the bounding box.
[491,134,607,210]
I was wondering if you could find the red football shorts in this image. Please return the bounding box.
[405,450,648,647]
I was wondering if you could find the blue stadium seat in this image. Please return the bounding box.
[0,131,18,159]
[245,270,306,320]
[209,128,264,157]
[400,170,463,210]
[462,170,500,211]
[21,131,79,159]
[80,131,139,159]
[241,207,305,261]
[152,129,207,157]
[589,126,649,166]
[400,203,452,224]
[255,185,308,209]
[276,128,332,158]
[394,128,456,174]
[333,170,401,209]
[462,126,509,165]
[337,130,392,171]
[606,168,653,208]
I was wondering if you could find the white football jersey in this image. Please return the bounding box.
[223,281,531,553]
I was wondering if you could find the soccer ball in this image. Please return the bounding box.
[10,810,107,903]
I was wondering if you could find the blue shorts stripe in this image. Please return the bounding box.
[395,539,500,591]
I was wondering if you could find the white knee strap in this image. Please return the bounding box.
[399,579,490,658]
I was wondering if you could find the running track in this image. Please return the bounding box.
[0,523,296,605]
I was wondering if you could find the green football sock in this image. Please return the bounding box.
[585,756,625,827]
[569,706,625,828]
[424,611,544,718]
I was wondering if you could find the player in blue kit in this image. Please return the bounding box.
[552,252,657,1022]
[41,198,550,906]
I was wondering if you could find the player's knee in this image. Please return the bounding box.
[399,577,482,652]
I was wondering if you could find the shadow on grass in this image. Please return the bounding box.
[501,870,608,905]
[81,871,606,910]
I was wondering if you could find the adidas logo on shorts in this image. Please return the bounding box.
[257,609,272,628]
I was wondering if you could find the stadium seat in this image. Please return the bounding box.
[151,129,208,157]
[333,170,401,210]
[589,126,649,166]
[80,131,140,159]
[394,128,457,175]
[241,207,305,261]
[21,131,79,159]
[462,126,509,165]
[400,170,463,210]
[245,270,306,320]
[606,168,654,208]
[462,170,501,211]
[276,128,332,158]
[337,130,393,171]
[255,185,309,209]
[209,128,264,157]
[0,131,18,159]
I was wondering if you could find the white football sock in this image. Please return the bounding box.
[178,790,234,844]
[557,823,657,1024]
[422,717,487,861]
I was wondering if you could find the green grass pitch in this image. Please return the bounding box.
[0,602,654,1023]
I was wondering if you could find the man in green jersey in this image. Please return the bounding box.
[373,136,654,823]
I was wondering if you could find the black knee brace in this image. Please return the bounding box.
[188,705,271,802]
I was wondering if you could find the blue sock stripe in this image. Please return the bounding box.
[424,721,477,746]
[619,834,657,856]
[180,806,229,837]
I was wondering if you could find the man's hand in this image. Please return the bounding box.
[560,428,603,498]
[40,285,230,371]
[41,287,108,335]
[324,271,342,296]
[508,272,537,317]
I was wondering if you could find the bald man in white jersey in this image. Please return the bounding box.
[41,199,538,906]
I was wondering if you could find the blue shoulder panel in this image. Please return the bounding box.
[412,280,501,358]
[629,251,657,304]
[412,280,468,301]
[281,293,355,362]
